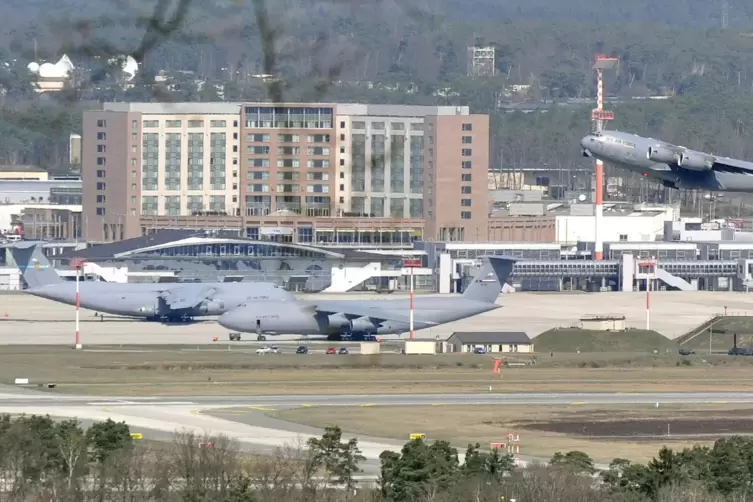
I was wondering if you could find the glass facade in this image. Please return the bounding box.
[164,133,181,191]
[390,134,405,194]
[141,133,158,191]
[351,134,366,192]
[210,133,226,190]
[370,133,385,192]
[244,107,334,129]
[409,136,423,194]
[187,133,203,191]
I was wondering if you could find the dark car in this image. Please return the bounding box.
[678,348,695,356]
[338,347,349,355]
[729,347,753,356]
[296,346,308,354]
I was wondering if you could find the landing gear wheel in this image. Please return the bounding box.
[257,335,266,341]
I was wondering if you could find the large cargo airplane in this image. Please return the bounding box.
[6,241,292,323]
[581,130,753,192]
[218,255,517,339]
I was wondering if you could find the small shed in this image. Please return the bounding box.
[580,314,626,331]
[447,332,533,354]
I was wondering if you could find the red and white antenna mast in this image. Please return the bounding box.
[591,55,618,261]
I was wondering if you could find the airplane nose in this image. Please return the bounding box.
[218,310,241,330]
[580,135,592,150]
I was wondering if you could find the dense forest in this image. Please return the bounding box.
[2,0,753,205]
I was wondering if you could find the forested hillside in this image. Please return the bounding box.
[2,0,753,188]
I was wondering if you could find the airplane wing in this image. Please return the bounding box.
[307,300,439,326]
[158,284,217,310]
[708,156,753,175]
[657,142,753,175]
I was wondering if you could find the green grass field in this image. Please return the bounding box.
[0,345,752,396]
[534,328,676,353]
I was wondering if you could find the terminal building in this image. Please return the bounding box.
[3,223,753,294]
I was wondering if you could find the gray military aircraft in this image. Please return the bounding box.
[6,241,291,323]
[217,255,517,340]
[581,130,753,192]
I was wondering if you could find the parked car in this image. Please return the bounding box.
[474,347,487,354]
[678,348,695,356]
[729,347,753,356]
[256,346,279,355]
[338,347,349,355]
[326,347,337,355]
[296,346,309,354]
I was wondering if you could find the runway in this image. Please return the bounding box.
[1,388,752,474]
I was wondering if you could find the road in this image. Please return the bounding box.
[2,388,753,474]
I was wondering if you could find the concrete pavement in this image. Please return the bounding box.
[0,388,751,474]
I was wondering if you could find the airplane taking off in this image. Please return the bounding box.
[218,255,517,340]
[581,130,753,192]
[6,241,292,323]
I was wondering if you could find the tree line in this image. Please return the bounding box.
[4,413,753,501]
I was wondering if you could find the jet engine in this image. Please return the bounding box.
[198,299,225,315]
[349,316,378,333]
[647,146,679,164]
[677,151,714,171]
[326,313,377,333]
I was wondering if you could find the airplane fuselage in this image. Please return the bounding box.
[26,282,289,320]
[218,296,501,336]
[581,130,753,192]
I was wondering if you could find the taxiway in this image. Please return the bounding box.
[1,289,748,342]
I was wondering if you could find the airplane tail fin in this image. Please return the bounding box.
[6,241,62,289]
[461,255,517,304]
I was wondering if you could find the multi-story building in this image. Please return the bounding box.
[82,102,489,244]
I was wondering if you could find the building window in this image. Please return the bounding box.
[461,199,472,207]
[461,211,472,219]
[462,148,472,156]
[96,207,105,215]
[96,195,106,203]
[210,120,226,127]
[131,171,137,179]
[143,120,158,127]
[97,145,106,153]
[131,133,137,142]
[340,121,345,128]
[371,122,385,130]
[462,123,472,131]
[249,146,271,155]
[462,136,472,144]
[188,120,204,127]
[619,234,628,241]
[462,161,472,169]
[250,134,272,142]
[352,121,366,129]
[166,120,181,127]
[131,184,137,191]
[461,174,472,182]
[97,157,106,165]
[96,182,106,190]
[96,132,106,140]
[131,158,137,166]
[96,170,106,178]
[461,186,472,194]
[132,119,138,130]
[97,119,106,127]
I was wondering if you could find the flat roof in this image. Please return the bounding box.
[100,102,472,118]
[0,165,46,173]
